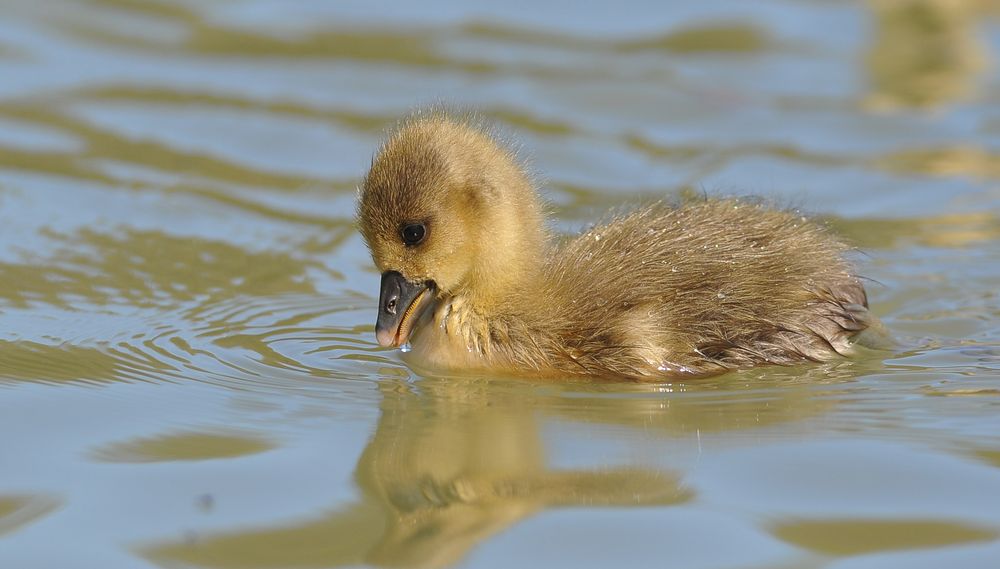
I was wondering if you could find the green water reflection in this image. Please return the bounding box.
[866,0,994,110]
[0,495,62,538]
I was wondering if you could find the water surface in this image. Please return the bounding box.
[1,1,999,568]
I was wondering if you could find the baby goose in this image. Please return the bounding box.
[357,114,871,379]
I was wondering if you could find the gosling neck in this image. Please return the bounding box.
[460,200,548,314]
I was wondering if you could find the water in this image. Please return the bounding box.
[1,0,999,567]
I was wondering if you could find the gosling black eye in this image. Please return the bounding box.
[401,223,426,246]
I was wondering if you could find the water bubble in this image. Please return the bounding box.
[659,362,695,374]
[400,343,412,353]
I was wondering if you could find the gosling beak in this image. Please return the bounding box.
[375,271,433,348]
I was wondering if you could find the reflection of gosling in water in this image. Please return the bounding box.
[358,114,871,379]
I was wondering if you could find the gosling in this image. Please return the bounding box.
[357,114,871,379]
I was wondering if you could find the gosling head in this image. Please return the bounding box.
[357,114,546,348]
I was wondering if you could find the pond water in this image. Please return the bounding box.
[1,0,999,567]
